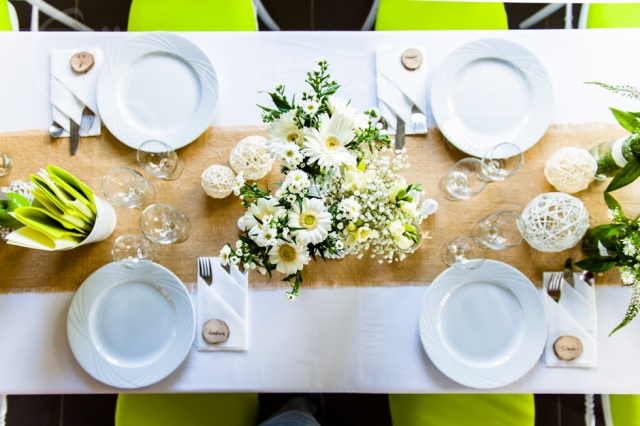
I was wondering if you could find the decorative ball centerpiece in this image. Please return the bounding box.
[201,165,236,199]
[544,147,597,194]
[521,192,590,252]
[229,136,274,180]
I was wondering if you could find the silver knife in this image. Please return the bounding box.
[564,258,575,287]
[70,118,80,155]
[395,117,405,150]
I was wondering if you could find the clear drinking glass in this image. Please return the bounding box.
[0,153,12,177]
[140,203,191,244]
[440,158,489,201]
[112,234,161,269]
[442,235,487,270]
[482,142,524,182]
[101,167,156,209]
[472,211,525,250]
[137,140,184,180]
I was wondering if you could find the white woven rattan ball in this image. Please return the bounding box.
[229,136,274,180]
[521,192,590,252]
[544,147,597,194]
[201,165,235,199]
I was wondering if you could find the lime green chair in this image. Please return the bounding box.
[128,0,257,31]
[604,394,640,426]
[374,0,508,30]
[585,3,640,28]
[115,393,259,426]
[0,0,12,31]
[389,394,535,426]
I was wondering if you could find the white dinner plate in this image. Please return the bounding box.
[96,32,218,149]
[420,260,547,389]
[431,38,554,158]
[67,262,195,388]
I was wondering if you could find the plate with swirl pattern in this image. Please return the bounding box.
[67,262,195,388]
[96,32,218,149]
[431,38,554,158]
[420,260,547,389]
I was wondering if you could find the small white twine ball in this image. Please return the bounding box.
[544,147,597,194]
[229,136,274,180]
[201,165,235,199]
[521,192,590,252]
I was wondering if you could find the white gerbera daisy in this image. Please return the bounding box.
[243,197,285,233]
[327,96,369,129]
[302,113,357,172]
[266,111,305,153]
[268,240,311,275]
[288,198,332,244]
[300,99,320,115]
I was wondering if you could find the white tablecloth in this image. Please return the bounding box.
[1,30,639,394]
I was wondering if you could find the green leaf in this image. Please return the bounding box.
[575,256,618,272]
[604,192,624,215]
[630,112,640,118]
[610,107,640,133]
[268,92,291,111]
[606,158,640,192]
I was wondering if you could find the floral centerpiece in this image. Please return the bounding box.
[219,59,437,300]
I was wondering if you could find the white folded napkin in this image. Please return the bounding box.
[197,257,248,351]
[50,48,103,137]
[543,272,597,368]
[376,47,429,135]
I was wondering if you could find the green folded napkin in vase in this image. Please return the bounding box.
[5,165,97,251]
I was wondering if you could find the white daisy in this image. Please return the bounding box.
[242,197,285,234]
[219,245,231,266]
[621,269,636,284]
[326,96,369,129]
[288,198,332,244]
[278,143,303,168]
[286,194,297,204]
[233,173,245,196]
[624,243,637,256]
[266,111,305,153]
[302,113,357,172]
[256,226,278,247]
[268,240,311,275]
[300,99,320,116]
[285,169,310,187]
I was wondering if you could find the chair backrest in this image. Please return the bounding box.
[603,394,640,426]
[0,0,12,31]
[584,3,640,28]
[128,0,257,31]
[374,0,508,30]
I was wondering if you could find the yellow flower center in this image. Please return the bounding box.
[287,132,298,143]
[279,244,297,262]
[325,136,340,150]
[299,212,318,229]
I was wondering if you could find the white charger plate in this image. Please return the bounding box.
[420,260,547,389]
[96,32,218,149]
[431,38,554,158]
[67,262,195,389]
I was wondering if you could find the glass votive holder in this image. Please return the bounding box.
[137,140,184,181]
[101,167,156,209]
[482,142,524,182]
[140,203,191,244]
[112,234,161,269]
[472,210,525,250]
[442,235,487,270]
[0,153,12,177]
[439,158,489,201]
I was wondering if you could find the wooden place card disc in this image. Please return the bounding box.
[553,335,583,361]
[203,319,230,344]
[70,52,95,74]
[401,48,422,71]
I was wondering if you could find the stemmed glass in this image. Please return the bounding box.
[0,153,12,177]
[101,167,156,209]
[137,140,184,180]
[482,142,524,182]
[472,211,525,250]
[140,203,191,244]
[112,234,161,269]
[442,235,487,270]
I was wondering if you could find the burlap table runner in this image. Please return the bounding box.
[0,123,636,294]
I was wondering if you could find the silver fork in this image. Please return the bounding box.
[80,108,95,136]
[548,272,563,302]
[411,105,427,134]
[198,257,213,285]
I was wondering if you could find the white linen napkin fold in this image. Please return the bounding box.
[375,47,429,135]
[543,272,597,368]
[50,48,103,137]
[197,257,248,351]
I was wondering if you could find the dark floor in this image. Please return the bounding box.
[5,393,605,426]
[9,0,582,31]
[4,1,593,425]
